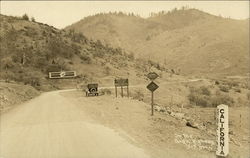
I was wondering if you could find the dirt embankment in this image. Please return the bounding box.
[62,91,214,158]
[0,82,40,113]
[63,90,250,158]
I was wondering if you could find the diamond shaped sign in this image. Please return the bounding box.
[147,72,159,80]
[147,81,159,92]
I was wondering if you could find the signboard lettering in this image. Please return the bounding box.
[216,104,229,157]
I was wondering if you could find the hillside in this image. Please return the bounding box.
[66,8,249,76]
[0,82,40,113]
[0,14,166,90]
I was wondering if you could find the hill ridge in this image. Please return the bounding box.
[66,8,249,75]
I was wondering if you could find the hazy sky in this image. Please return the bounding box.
[1,1,249,29]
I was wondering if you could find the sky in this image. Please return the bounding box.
[1,1,249,29]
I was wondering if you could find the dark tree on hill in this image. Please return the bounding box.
[22,14,29,21]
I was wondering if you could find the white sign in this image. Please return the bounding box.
[49,71,77,79]
[216,104,229,157]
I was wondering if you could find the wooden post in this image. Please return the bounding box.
[127,85,129,98]
[151,91,154,116]
[240,114,242,128]
[121,86,123,97]
[115,86,117,98]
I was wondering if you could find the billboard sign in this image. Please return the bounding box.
[114,78,129,86]
[49,71,77,79]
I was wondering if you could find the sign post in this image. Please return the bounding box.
[216,104,229,157]
[147,81,159,116]
[115,86,117,97]
[127,85,129,98]
[151,90,154,115]
[121,86,123,97]
[146,72,159,116]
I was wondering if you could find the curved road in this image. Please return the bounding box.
[0,90,149,158]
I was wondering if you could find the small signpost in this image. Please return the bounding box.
[114,78,129,98]
[146,72,159,116]
[216,104,229,157]
[49,71,77,79]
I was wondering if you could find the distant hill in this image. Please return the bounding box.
[66,8,249,75]
[0,14,163,90]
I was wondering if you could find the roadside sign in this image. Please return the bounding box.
[147,81,159,92]
[114,78,129,86]
[147,72,159,81]
[216,104,229,157]
[114,78,129,98]
[49,71,76,79]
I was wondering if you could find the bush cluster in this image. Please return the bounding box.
[131,89,144,101]
[188,86,234,107]
[100,89,112,95]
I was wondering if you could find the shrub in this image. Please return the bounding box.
[188,86,234,107]
[227,80,239,87]
[247,92,250,100]
[80,55,91,64]
[31,17,35,22]
[132,90,144,101]
[1,57,14,69]
[234,88,241,93]
[22,14,29,21]
[93,49,105,58]
[219,85,230,92]
[46,64,61,73]
[210,93,234,107]
[68,61,73,65]
[188,93,210,107]
[100,88,112,95]
[200,86,211,96]
[190,86,211,96]
[104,66,111,75]
[23,75,41,87]
[128,52,135,60]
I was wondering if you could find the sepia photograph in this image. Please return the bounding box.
[0,1,249,158]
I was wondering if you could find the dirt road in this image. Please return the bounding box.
[0,90,150,158]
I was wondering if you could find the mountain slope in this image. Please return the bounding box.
[0,14,161,90]
[66,9,249,75]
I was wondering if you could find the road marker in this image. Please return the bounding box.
[147,72,159,81]
[216,104,229,157]
[147,81,159,116]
